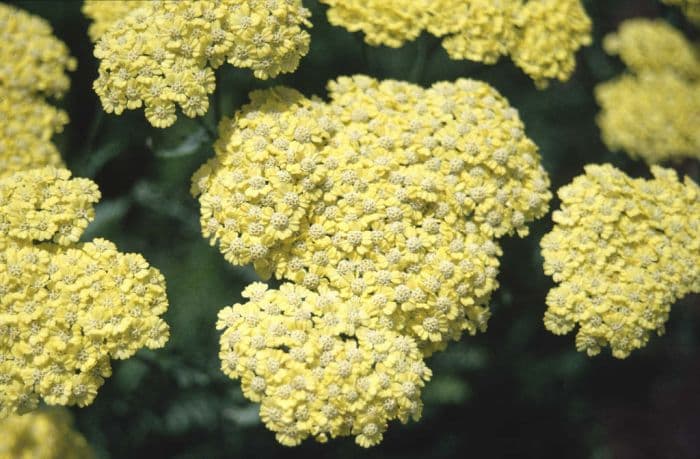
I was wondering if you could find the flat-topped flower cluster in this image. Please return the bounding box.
[193,75,551,446]
[0,4,76,97]
[0,167,169,418]
[662,0,700,24]
[0,88,68,177]
[0,408,94,459]
[82,0,151,42]
[596,19,700,163]
[88,0,312,127]
[320,0,592,87]
[541,164,700,358]
[0,4,76,177]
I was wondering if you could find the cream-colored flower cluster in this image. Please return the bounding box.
[90,0,312,128]
[0,4,76,178]
[541,164,700,359]
[217,282,433,447]
[82,0,150,42]
[0,167,98,250]
[0,89,67,178]
[320,0,592,87]
[596,19,700,163]
[506,0,593,87]
[0,408,94,459]
[602,19,699,81]
[0,4,76,97]
[0,167,170,418]
[322,0,429,48]
[193,75,551,446]
[663,0,700,24]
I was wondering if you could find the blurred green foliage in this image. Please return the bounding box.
[6,1,700,458]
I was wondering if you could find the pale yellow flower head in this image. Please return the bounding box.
[431,0,520,65]
[194,75,551,446]
[541,164,700,359]
[596,19,700,163]
[603,19,700,79]
[320,0,592,86]
[0,408,94,459]
[0,167,98,248]
[92,0,312,128]
[217,282,432,447]
[596,72,700,163]
[323,0,430,48]
[509,0,593,88]
[0,90,68,178]
[82,0,150,42]
[0,4,76,174]
[0,167,170,418]
[0,3,76,98]
[662,0,700,24]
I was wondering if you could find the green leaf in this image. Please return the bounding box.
[153,127,210,159]
[75,138,130,178]
[82,197,131,240]
[424,375,471,405]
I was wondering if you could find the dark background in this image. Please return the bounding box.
[6,1,700,457]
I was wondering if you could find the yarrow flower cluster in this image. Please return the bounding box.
[0,4,76,178]
[90,0,312,128]
[217,282,433,447]
[320,0,592,87]
[541,164,700,359]
[0,167,170,418]
[0,168,99,251]
[82,0,151,42]
[0,408,94,459]
[192,75,551,446]
[662,0,700,24]
[602,19,699,81]
[596,19,700,163]
[0,88,67,178]
[0,4,76,97]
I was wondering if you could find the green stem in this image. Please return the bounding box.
[679,158,699,183]
[361,42,371,74]
[409,37,429,85]
[195,115,217,140]
[82,108,104,154]
[212,85,221,124]
[354,33,371,74]
[409,34,442,85]
[131,181,200,234]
